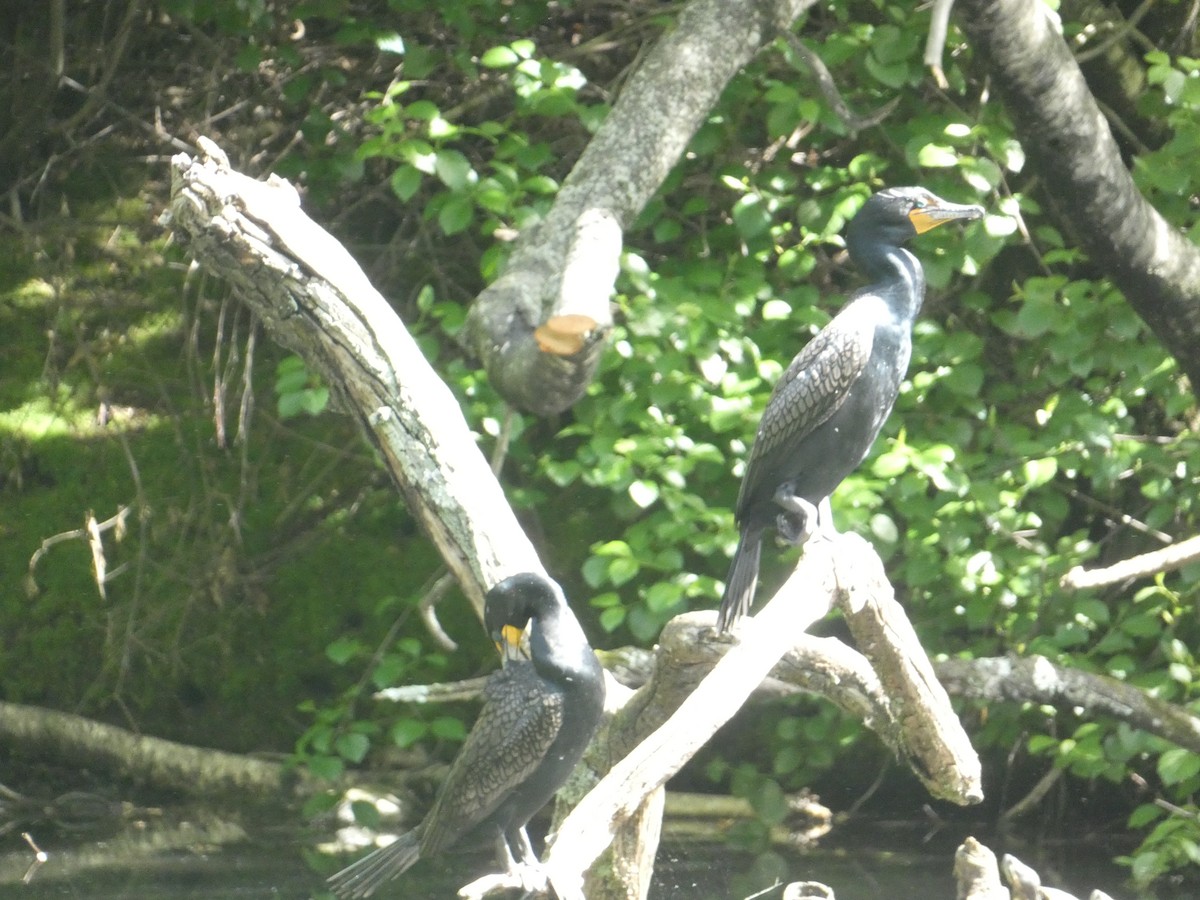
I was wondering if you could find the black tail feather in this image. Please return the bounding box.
[328,830,421,899]
[717,528,762,632]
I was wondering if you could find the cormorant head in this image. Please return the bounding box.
[847,186,984,259]
[484,572,562,655]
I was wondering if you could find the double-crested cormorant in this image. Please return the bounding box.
[716,187,984,632]
[328,572,605,898]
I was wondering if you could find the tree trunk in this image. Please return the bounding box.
[959,0,1200,392]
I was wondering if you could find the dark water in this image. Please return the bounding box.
[0,814,1160,899]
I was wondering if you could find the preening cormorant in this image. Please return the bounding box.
[716,187,984,632]
[328,572,605,898]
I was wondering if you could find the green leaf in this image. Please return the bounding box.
[376,32,405,55]
[599,606,626,632]
[325,637,362,665]
[434,149,475,190]
[1159,747,1200,786]
[629,479,659,508]
[761,298,791,321]
[391,718,427,748]
[917,143,958,167]
[644,581,682,613]
[480,46,519,68]
[438,194,474,235]
[307,755,344,780]
[752,778,789,825]
[1022,457,1057,488]
[431,716,467,741]
[371,653,407,689]
[607,556,639,587]
[391,164,424,204]
[1013,296,1060,338]
[731,193,772,240]
[335,731,370,764]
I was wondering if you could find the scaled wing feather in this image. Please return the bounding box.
[736,302,875,516]
[419,663,563,856]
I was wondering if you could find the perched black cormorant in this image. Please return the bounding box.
[716,187,984,632]
[328,573,605,898]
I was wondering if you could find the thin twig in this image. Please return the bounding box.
[782,32,900,132]
[419,571,461,651]
[923,0,957,89]
[26,506,131,596]
[1062,533,1200,591]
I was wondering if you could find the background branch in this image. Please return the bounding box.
[463,0,820,414]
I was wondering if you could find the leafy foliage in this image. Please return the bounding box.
[3,0,1200,889]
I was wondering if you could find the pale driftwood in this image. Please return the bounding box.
[462,0,821,414]
[539,538,844,899]
[954,836,1009,900]
[164,139,542,618]
[374,675,491,705]
[0,701,291,798]
[955,836,1120,900]
[1001,851,1083,900]
[837,550,983,804]
[1061,533,1200,591]
[935,654,1200,755]
[540,533,982,898]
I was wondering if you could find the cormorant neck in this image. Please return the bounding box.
[529,603,596,686]
[848,240,925,322]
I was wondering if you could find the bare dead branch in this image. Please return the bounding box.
[0,701,296,798]
[935,654,1200,754]
[540,532,981,898]
[26,505,131,598]
[1062,533,1200,591]
[924,0,957,88]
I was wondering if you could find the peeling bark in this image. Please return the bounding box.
[163,140,544,616]
[959,0,1200,391]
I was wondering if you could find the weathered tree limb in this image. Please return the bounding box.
[593,644,1200,762]
[163,139,543,616]
[462,0,820,414]
[0,701,294,798]
[1061,533,1200,591]
[957,836,1118,900]
[539,538,843,899]
[540,533,981,898]
[958,0,1200,392]
[954,836,1011,900]
[837,553,983,804]
[935,654,1200,755]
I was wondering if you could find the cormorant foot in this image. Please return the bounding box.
[772,485,818,546]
